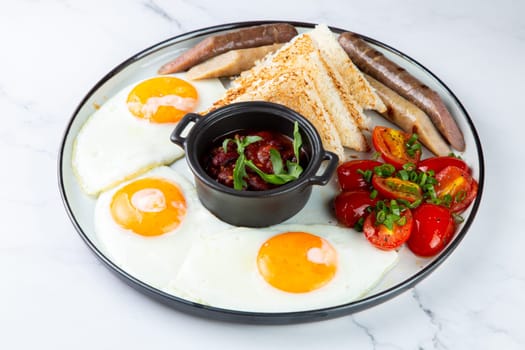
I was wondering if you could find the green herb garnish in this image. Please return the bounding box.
[226,122,304,190]
[222,135,263,190]
[406,133,422,157]
[357,169,373,183]
[374,163,396,177]
[373,199,408,230]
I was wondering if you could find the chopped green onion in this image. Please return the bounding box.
[442,194,453,207]
[398,170,409,181]
[358,169,373,183]
[396,216,407,226]
[452,213,464,224]
[374,164,396,177]
[455,190,467,203]
[376,210,386,224]
[354,217,365,232]
[390,200,400,216]
[406,133,421,157]
[403,162,416,171]
[448,152,463,159]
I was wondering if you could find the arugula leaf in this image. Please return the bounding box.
[233,154,247,190]
[222,138,232,152]
[269,148,283,175]
[292,121,302,161]
[238,135,262,153]
[285,160,302,178]
[227,123,304,190]
[245,160,298,185]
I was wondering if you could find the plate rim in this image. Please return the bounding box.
[57,20,485,324]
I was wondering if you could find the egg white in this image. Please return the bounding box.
[94,166,233,289]
[72,73,226,195]
[165,223,398,312]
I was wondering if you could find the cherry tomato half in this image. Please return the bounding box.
[418,156,469,174]
[334,190,379,228]
[372,175,423,203]
[435,165,478,213]
[363,208,413,250]
[337,160,383,191]
[407,203,456,257]
[372,126,421,169]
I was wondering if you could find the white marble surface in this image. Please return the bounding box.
[1,0,524,349]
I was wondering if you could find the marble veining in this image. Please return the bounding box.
[1,0,524,349]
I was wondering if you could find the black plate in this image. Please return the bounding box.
[58,21,484,324]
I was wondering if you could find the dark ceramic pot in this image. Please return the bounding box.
[170,101,338,227]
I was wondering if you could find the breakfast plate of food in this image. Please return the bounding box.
[58,21,484,324]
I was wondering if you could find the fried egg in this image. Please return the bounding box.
[94,166,232,288]
[166,224,398,312]
[72,74,225,195]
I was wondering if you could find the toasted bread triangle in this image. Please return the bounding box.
[207,29,377,156]
[309,24,386,113]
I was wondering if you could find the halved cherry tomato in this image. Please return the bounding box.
[407,203,455,257]
[372,126,421,169]
[334,190,379,228]
[435,165,478,213]
[363,208,413,250]
[337,160,383,191]
[418,156,469,174]
[372,175,422,203]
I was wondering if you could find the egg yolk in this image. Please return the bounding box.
[127,76,199,123]
[110,177,186,236]
[257,231,338,293]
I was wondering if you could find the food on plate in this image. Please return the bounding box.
[338,32,465,151]
[94,166,233,288]
[371,176,423,203]
[418,156,470,173]
[203,123,305,191]
[363,203,413,250]
[434,165,478,213]
[166,224,398,312]
[209,26,376,159]
[186,44,283,80]
[334,126,478,256]
[72,73,225,195]
[372,126,421,169]
[158,23,298,74]
[309,24,386,113]
[365,74,450,156]
[337,159,382,191]
[68,22,478,315]
[221,70,347,160]
[407,203,455,257]
[334,190,379,228]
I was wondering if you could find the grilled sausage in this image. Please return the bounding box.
[366,74,450,156]
[186,44,282,80]
[158,23,298,74]
[338,32,465,151]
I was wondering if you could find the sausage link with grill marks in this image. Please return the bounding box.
[338,32,465,151]
[158,23,298,74]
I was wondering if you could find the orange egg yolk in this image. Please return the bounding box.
[110,177,186,236]
[127,76,199,123]
[257,231,338,293]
